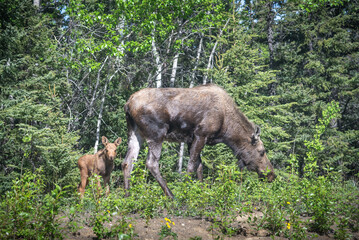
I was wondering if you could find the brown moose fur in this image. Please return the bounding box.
[122,84,276,198]
[78,136,122,197]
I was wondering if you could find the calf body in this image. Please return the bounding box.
[78,136,121,197]
[122,84,276,198]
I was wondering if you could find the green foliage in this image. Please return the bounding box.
[0,0,81,193]
[65,202,84,234]
[302,177,335,234]
[294,0,347,12]
[334,216,352,240]
[304,101,340,178]
[77,174,136,239]
[0,170,66,239]
[206,165,240,235]
[0,0,359,238]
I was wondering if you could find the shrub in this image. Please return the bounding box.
[0,169,65,239]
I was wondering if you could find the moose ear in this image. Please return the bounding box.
[114,137,122,146]
[102,136,109,146]
[251,125,261,145]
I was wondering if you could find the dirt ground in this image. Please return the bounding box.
[60,212,359,240]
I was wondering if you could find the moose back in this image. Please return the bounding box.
[122,84,276,198]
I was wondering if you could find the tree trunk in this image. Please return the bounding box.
[81,57,108,130]
[203,19,230,84]
[190,36,203,88]
[178,142,185,173]
[152,32,162,88]
[93,71,118,153]
[33,0,40,8]
[266,1,276,96]
[170,52,179,87]
[116,16,125,63]
[266,1,275,68]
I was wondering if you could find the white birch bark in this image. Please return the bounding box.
[94,71,118,153]
[33,0,40,7]
[178,142,185,173]
[90,57,108,116]
[170,27,182,87]
[152,32,162,88]
[203,19,230,85]
[190,36,203,88]
[170,52,179,87]
[94,80,109,153]
[116,16,125,63]
[93,15,125,153]
[81,56,108,130]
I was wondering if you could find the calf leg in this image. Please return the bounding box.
[122,127,143,194]
[146,140,174,199]
[103,175,111,196]
[187,135,206,180]
[78,170,89,198]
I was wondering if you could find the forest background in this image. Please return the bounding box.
[0,0,358,238]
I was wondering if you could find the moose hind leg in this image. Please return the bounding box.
[122,128,143,192]
[196,160,204,181]
[187,136,206,180]
[146,140,174,199]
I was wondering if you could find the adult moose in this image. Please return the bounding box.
[78,136,122,197]
[122,84,276,198]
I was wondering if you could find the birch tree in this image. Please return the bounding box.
[203,19,230,84]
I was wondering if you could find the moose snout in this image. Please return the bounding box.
[258,170,276,182]
[266,171,276,182]
[107,152,116,161]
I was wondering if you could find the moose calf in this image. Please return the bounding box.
[78,136,122,197]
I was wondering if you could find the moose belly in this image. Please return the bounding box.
[165,130,193,143]
[164,119,195,143]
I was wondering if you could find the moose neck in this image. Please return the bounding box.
[97,149,108,162]
[222,109,256,158]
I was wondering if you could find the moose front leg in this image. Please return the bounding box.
[103,175,111,196]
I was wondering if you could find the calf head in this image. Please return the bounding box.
[102,136,122,161]
[239,126,276,182]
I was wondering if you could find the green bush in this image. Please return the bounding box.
[0,169,65,239]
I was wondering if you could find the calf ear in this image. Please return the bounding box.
[102,136,109,146]
[251,125,261,145]
[114,137,122,146]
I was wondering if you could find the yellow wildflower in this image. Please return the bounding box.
[107,210,110,214]
[172,222,175,226]
[129,224,132,228]
[98,200,101,204]
[287,223,291,229]
[165,218,171,223]
[166,222,171,229]
[287,202,290,205]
